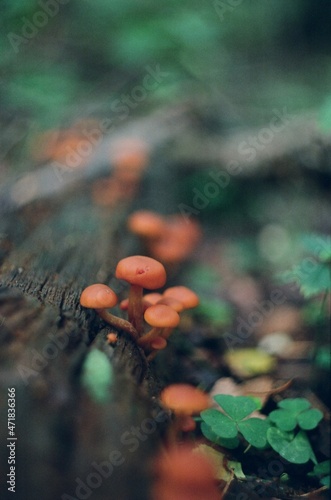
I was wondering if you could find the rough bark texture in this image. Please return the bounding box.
[0,183,165,500]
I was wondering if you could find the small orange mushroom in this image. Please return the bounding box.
[80,284,138,339]
[160,384,210,415]
[152,444,221,500]
[163,286,199,310]
[138,304,180,347]
[156,296,184,313]
[160,384,210,444]
[127,210,166,241]
[149,216,202,265]
[115,256,166,335]
[106,332,118,344]
[145,335,168,362]
[142,292,163,305]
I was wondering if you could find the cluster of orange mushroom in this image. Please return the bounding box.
[127,210,202,265]
[80,255,199,359]
[92,137,149,207]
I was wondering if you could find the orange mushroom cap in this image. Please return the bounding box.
[144,304,180,328]
[127,210,166,239]
[149,336,167,350]
[80,284,118,309]
[153,444,219,492]
[115,255,166,289]
[163,286,199,309]
[143,292,163,305]
[110,137,148,172]
[160,384,210,415]
[156,296,184,312]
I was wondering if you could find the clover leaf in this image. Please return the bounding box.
[200,394,269,449]
[269,398,323,431]
[308,460,331,488]
[267,428,317,465]
[200,422,240,449]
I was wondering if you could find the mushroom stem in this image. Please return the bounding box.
[138,327,164,346]
[127,284,144,335]
[96,308,138,339]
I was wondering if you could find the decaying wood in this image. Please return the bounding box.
[0,178,166,499]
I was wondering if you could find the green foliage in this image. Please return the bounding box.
[81,349,113,404]
[201,394,270,449]
[2,1,328,163]
[200,395,324,466]
[308,460,331,488]
[269,398,323,431]
[267,428,317,465]
[196,298,233,327]
[280,234,331,298]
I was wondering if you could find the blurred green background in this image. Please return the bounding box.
[1,0,331,170]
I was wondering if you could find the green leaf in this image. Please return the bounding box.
[301,234,331,262]
[317,461,331,477]
[81,349,113,404]
[269,409,297,431]
[238,418,270,448]
[281,261,331,298]
[267,428,316,464]
[297,408,323,430]
[213,394,260,421]
[321,476,330,487]
[307,458,330,486]
[200,409,238,439]
[278,398,311,412]
[200,422,239,448]
[200,422,219,444]
[228,460,246,479]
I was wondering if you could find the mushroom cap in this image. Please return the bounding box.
[143,292,163,305]
[160,384,210,415]
[163,286,199,309]
[80,284,118,309]
[120,297,152,312]
[156,296,184,312]
[115,255,166,289]
[150,336,167,350]
[128,210,165,239]
[144,304,180,328]
[154,444,218,488]
[110,138,149,173]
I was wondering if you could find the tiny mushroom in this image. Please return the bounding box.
[152,444,221,500]
[156,296,184,313]
[127,210,166,241]
[80,284,138,339]
[163,286,199,310]
[160,383,210,443]
[115,255,166,335]
[144,335,168,362]
[138,304,180,347]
